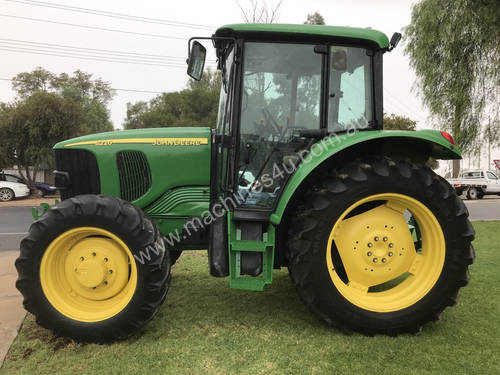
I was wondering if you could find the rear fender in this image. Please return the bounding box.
[270,129,460,225]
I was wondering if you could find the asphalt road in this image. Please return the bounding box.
[462,195,500,221]
[1,197,499,251]
[0,207,33,251]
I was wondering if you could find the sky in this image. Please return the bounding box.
[0,0,428,125]
[0,0,497,173]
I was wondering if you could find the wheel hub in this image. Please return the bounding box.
[363,232,395,266]
[332,202,417,287]
[75,259,107,288]
[64,237,130,301]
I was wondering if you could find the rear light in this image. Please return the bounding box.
[440,131,455,145]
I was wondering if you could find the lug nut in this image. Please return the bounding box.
[109,270,113,274]
[367,251,372,256]
[92,252,96,256]
[80,257,84,261]
[389,243,394,248]
[104,257,108,262]
[367,243,373,248]
[388,252,393,257]
[373,258,378,263]
[382,258,387,263]
[374,236,379,241]
[383,237,388,242]
[104,281,108,285]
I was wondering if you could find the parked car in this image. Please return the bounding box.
[446,169,500,199]
[0,173,30,201]
[0,173,57,198]
[34,182,57,197]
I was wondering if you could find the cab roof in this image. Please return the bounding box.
[215,23,390,49]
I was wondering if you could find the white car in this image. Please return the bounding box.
[0,174,31,201]
[447,169,500,199]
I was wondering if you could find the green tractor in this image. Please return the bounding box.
[16,24,474,342]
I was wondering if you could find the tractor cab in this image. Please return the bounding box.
[188,24,387,287]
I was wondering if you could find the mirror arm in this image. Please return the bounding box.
[187,36,236,61]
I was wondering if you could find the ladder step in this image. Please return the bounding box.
[230,240,268,252]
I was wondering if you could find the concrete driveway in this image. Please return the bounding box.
[0,251,25,368]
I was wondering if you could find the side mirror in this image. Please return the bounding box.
[389,32,402,51]
[187,41,207,81]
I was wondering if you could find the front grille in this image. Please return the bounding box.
[116,151,152,202]
[54,149,101,200]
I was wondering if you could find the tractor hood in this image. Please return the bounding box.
[53,127,212,208]
[54,127,211,149]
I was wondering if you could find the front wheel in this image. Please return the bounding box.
[16,195,171,342]
[286,157,474,335]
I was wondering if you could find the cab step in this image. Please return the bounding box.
[227,212,275,291]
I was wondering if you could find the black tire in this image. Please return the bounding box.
[0,187,15,201]
[286,157,475,335]
[467,187,478,200]
[477,192,485,199]
[15,194,171,342]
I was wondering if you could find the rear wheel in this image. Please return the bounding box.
[16,195,170,342]
[287,157,474,335]
[0,188,14,201]
[467,187,478,200]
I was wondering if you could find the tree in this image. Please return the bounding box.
[236,0,283,23]
[12,67,54,97]
[124,69,221,129]
[12,68,114,135]
[404,0,500,176]
[483,116,500,169]
[383,113,438,169]
[1,92,83,187]
[383,113,417,131]
[304,12,325,25]
[0,103,13,171]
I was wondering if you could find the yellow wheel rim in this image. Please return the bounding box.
[40,227,138,322]
[326,193,445,312]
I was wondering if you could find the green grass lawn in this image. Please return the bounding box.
[2,221,500,375]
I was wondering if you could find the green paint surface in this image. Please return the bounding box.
[218,23,390,48]
[271,129,461,224]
